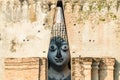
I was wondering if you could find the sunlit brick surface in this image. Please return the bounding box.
[0,0,120,80]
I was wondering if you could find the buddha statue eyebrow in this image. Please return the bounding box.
[61,41,67,45]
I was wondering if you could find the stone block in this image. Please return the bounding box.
[4,57,47,80]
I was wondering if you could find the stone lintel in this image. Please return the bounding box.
[92,58,101,63]
[100,58,115,70]
[81,57,92,65]
[92,58,101,69]
[72,57,80,64]
[81,57,92,70]
[4,57,47,70]
[5,57,40,63]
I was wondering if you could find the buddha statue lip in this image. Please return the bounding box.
[54,57,64,63]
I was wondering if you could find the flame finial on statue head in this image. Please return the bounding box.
[51,0,68,41]
[57,0,62,7]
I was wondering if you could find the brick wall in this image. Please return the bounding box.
[4,57,115,80]
[0,0,120,80]
[4,57,47,80]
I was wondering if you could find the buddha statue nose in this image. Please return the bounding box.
[56,50,62,58]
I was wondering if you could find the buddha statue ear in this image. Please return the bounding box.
[48,58,50,69]
[68,59,71,69]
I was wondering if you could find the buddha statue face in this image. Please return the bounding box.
[48,37,70,68]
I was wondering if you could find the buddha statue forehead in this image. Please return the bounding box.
[50,36,68,50]
[50,36,67,44]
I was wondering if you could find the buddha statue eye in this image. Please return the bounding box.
[61,45,68,52]
[49,44,57,51]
